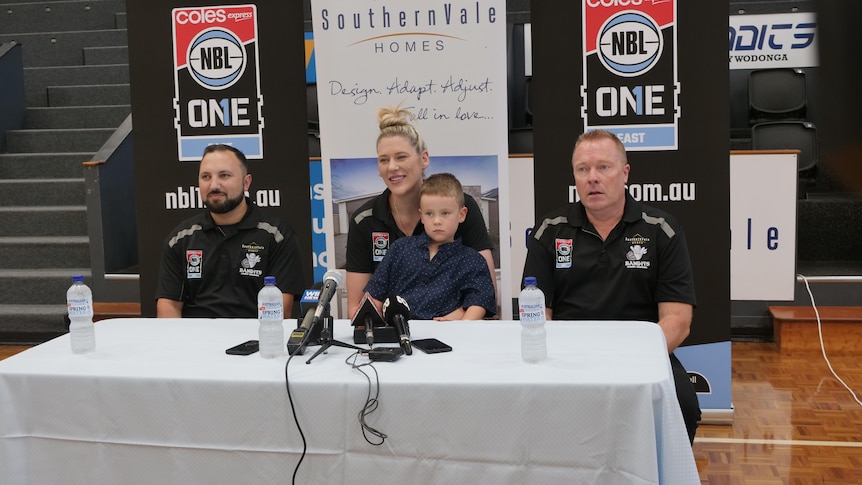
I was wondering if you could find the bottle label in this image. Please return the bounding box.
[258,303,283,320]
[519,302,545,322]
[67,298,93,318]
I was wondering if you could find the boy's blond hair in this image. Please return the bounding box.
[420,173,465,208]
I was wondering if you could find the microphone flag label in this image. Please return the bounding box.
[172,4,264,160]
[582,0,679,151]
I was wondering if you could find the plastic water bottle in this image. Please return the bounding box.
[66,274,95,354]
[258,276,284,358]
[518,276,547,363]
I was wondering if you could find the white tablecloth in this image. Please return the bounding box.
[0,318,698,484]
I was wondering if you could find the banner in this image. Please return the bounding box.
[582,1,679,150]
[730,152,797,300]
[127,1,312,316]
[531,0,732,419]
[729,12,817,70]
[310,0,512,317]
[171,5,264,160]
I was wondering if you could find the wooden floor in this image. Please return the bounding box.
[2,341,861,483]
[695,343,862,484]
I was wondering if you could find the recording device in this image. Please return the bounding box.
[383,295,412,355]
[366,347,404,362]
[286,306,316,355]
[312,270,343,326]
[351,293,398,344]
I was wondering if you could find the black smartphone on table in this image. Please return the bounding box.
[225,340,259,355]
[412,338,452,354]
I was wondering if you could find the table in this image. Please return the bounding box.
[0,318,698,484]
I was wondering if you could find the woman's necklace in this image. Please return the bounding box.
[392,199,415,235]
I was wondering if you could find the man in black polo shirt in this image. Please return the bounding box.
[522,129,701,444]
[156,144,306,318]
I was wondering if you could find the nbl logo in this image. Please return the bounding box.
[598,12,662,78]
[555,239,573,269]
[187,28,246,90]
[186,249,202,279]
[372,232,389,262]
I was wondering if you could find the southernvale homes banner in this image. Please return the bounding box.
[309,0,512,317]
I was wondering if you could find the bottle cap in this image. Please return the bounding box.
[72,274,84,283]
[524,276,537,286]
[264,276,276,285]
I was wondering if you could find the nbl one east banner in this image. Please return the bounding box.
[172,5,265,160]
[582,0,680,151]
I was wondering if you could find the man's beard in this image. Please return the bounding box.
[206,191,244,214]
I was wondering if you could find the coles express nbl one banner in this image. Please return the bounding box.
[172,5,264,160]
[582,0,679,151]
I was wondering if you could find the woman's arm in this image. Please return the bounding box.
[346,271,372,318]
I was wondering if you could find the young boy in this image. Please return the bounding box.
[364,173,496,320]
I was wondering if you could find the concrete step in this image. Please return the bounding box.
[25,64,129,107]
[0,153,93,179]
[0,179,85,206]
[6,128,115,153]
[0,0,126,35]
[84,45,127,65]
[0,304,68,345]
[25,105,131,129]
[0,206,87,237]
[0,268,91,305]
[46,84,130,107]
[0,29,127,68]
[0,236,90,269]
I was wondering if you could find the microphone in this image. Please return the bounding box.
[286,306,316,355]
[312,269,344,326]
[350,293,386,346]
[383,295,412,355]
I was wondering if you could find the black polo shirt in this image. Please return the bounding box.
[157,200,306,318]
[345,188,494,274]
[522,193,696,321]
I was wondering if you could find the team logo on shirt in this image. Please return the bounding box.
[555,238,572,268]
[372,232,389,262]
[186,250,202,279]
[624,234,651,269]
[239,242,264,277]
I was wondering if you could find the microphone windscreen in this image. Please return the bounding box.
[323,269,344,287]
[351,293,386,328]
[383,294,411,325]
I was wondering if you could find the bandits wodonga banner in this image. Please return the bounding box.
[127,1,312,317]
[531,0,732,420]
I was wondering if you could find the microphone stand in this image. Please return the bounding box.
[306,311,363,364]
